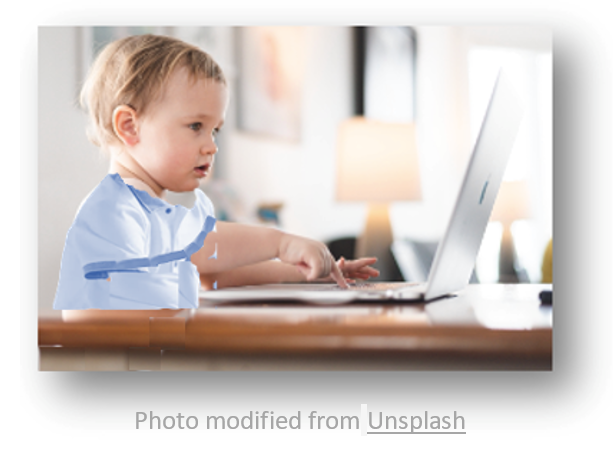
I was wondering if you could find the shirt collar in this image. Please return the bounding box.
[110,173,169,213]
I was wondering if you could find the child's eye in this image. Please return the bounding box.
[212,128,220,138]
[189,123,202,132]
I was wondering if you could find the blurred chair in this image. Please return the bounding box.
[326,236,404,282]
[392,238,479,284]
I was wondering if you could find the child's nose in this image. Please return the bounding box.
[201,137,218,155]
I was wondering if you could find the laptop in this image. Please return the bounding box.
[200,70,524,305]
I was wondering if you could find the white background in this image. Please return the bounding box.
[10,1,612,450]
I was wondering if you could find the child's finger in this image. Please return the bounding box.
[329,259,348,288]
[351,267,380,279]
[354,257,378,265]
[347,263,379,275]
[346,257,377,269]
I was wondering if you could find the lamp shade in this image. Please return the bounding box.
[336,117,421,202]
[491,180,530,224]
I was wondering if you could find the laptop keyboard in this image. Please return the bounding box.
[340,282,420,291]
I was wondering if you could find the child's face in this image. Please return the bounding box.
[128,67,228,194]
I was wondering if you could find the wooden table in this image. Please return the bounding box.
[38,284,552,371]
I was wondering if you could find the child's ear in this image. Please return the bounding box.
[112,105,139,146]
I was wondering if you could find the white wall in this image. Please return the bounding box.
[38,27,109,314]
[223,27,363,241]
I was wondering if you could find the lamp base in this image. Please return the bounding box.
[498,225,520,283]
[356,203,397,281]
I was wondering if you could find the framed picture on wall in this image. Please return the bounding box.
[235,26,306,142]
[354,26,417,122]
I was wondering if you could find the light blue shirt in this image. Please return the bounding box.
[53,173,216,310]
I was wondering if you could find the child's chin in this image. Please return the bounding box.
[169,180,200,193]
[191,178,207,190]
[197,175,211,185]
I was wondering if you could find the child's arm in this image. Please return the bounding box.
[191,221,348,287]
[199,257,380,290]
[199,259,304,289]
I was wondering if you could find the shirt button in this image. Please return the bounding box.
[165,208,172,214]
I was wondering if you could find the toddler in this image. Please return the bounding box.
[53,34,378,310]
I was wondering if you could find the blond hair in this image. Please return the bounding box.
[80,34,226,149]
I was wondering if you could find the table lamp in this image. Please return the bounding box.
[490,180,530,283]
[336,117,421,280]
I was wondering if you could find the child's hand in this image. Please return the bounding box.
[278,234,349,288]
[339,256,380,282]
[316,257,379,284]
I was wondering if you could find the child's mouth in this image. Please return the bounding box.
[194,164,210,177]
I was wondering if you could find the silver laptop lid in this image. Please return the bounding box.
[424,70,524,300]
